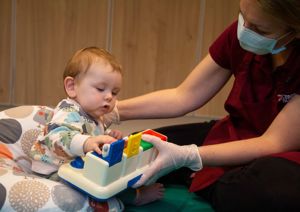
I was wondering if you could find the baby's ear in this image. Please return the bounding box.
[64,76,77,98]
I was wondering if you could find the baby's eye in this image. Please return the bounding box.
[97,88,105,92]
[112,90,120,96]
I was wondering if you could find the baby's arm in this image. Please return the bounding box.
[44,124,119,158]
[38,106,98,158]
[40,101,122,159]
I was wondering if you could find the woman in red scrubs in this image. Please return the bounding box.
[118,0,300,210]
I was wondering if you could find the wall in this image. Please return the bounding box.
[0,0,239,118]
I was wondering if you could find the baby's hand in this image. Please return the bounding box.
[83,135,116,154]
[108,129,123,139]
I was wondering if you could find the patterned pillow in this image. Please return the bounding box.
[0,106,94,211]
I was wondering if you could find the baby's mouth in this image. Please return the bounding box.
[103,105,110,110]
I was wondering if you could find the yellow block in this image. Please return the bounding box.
[124,133,141,157]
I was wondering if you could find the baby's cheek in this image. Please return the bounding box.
[91,95,103,105]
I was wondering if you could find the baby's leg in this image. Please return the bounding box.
[133,183,165,206]
[117,183,165,206]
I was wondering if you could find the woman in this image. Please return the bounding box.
[118,0,300,211]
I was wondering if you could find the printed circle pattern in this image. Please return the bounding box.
[0,183,6,210]
[0,119,22,144]
[52,184,86,211]
[21,129,40,156]
[0,167,8,176]
[4,106,34,119]
[8,180,50,212]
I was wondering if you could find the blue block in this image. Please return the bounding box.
[101,139,125,167]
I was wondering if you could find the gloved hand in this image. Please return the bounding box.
[133,134,203,188]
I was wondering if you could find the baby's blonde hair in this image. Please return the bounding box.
[63,47,122,81]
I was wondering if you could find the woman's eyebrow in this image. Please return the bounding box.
[239,9,269,31]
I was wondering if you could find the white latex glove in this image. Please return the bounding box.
[133,134,203,188]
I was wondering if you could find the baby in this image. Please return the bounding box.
[30,47,163,206]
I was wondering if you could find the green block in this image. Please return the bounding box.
[140,139,153,151]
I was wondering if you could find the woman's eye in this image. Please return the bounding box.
[253,27,270,36]
[256,30,269,36]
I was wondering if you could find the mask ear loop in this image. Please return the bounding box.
[272,31,296,54]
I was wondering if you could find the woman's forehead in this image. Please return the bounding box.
[240,0,286,32]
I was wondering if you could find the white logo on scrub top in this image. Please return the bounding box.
[277,94,295,103]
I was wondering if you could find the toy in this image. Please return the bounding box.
[58,129,167,201]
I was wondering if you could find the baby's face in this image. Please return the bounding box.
[73,60,122,120]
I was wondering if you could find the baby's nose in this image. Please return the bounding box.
[105,92,113,101]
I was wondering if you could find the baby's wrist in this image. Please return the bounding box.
[83,137,92,153]
[71,134,90,156]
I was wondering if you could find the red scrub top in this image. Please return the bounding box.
[190,21,300,192]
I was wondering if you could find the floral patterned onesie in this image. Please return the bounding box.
[30,98,119,175]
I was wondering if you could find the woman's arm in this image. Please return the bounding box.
[118,54,232,120]
[134,95,300,187]
[199,94,300,166]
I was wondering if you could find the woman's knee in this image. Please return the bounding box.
[210,157,300,211]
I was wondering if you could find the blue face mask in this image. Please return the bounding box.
[237,13,291,55]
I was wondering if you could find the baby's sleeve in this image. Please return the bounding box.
[38,109,90,159]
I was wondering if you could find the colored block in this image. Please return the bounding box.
[141,129,167,150]
[101,139,125,167]
[140,140,153,151]
[142,129,168,141]
[124,133,141,158]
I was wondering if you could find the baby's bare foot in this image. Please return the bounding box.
[134,183,165,206]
